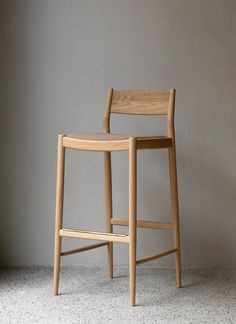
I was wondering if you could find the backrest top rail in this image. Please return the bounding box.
[110,89,174,115]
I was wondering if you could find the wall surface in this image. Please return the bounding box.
[0,0,3,266]
[2,0,236,267]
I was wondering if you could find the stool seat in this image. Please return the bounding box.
[67,133,129,141]
[63,133,173,151]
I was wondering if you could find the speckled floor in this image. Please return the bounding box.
[0,266,235,323]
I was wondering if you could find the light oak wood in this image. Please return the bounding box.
[61,242,108,256]
[103,88,113,133]
[129,138,137,307]
[63,134,129,152]
[167,89,181,288]
[136,248,177,265]
[54,134,65,295]
[111,218,172,230]
[137,136,172,150]
[53,88,181,306]
[64,134,172,151]
[167,89,176,138]
[66,133,128,141]
[111,90,170,115]
[103,89,114,279]
[104,152,113,279]
[60,229,129,243]
[169,145,181,288]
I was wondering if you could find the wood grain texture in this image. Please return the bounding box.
[111,90,170,115]
[63,134,129,151]
[137,136,172,149]
[64,134,172,151]
[66,133,128,141]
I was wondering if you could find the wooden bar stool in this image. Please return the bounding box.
[53,88,181,306]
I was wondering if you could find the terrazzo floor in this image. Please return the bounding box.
[0,266,235,323]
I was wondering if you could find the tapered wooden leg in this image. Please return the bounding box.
[129,138,137,306]
[104,152,113,279]
[168,145,181,288]
[54,134,65,295]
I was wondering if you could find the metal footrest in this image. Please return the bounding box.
[59,228,129,243]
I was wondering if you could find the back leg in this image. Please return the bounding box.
[54,134,65,295]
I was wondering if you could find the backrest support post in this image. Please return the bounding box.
[103,88,113,134]
[167,89,176,139]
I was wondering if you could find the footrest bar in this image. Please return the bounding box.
[111,218,173,230]
[136,248,178,265]
[59,229,129,243]
[61,242,109,256]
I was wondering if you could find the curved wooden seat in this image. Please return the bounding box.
[66,133,129,141]
[62,133,172,151]
[63,133,130,151]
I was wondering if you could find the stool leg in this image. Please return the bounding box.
[168,144,181,288]
[54,134,65,295]
[129,138,137,306]
[104,152,113,279]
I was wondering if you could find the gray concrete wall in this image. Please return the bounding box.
[1,0,236,267]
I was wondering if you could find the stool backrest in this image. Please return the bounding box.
[103,88,176,138]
